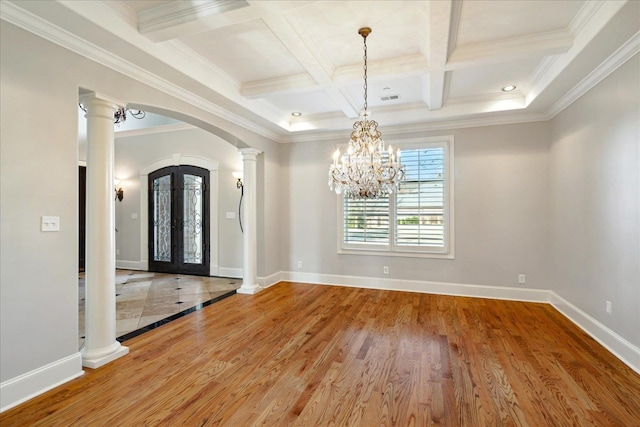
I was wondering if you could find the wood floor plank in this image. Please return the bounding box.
[2,282,639,426]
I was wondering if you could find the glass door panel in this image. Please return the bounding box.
[153,174,172,262]
[183,174,203,265]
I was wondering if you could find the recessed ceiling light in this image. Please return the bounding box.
[501,85,516,92]
[291,112,302,117]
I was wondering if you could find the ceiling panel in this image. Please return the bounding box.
[265,89,338,116]
[180,19,307,83]
[293,1,423,69]
[342,75,425,111]
[457,0,585,46]
[447,58,540,99]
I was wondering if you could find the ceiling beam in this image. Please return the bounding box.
[421,0,454,110]
[241,73,319,99]
[138,0,315,43]
[261,13,359,118]
[241,55,428,99]
[447,29,574,70]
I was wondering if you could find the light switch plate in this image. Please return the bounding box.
[41,216,60,232]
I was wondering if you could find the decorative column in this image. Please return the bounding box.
[80,92,129,368]
[237,148,262,294]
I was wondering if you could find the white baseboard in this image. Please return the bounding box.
[0,352,84,413]
[280,271,640,374]
[115,260,145,270]
[548,291,640,374]
[218,267,242,279]
[282,271,550,302]
[258,271,283,289]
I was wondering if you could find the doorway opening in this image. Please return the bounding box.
[148,165,211,275]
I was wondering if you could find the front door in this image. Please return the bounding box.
[148,165,210,275]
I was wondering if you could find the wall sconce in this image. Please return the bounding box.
[232,172,243,233]
[114,179,124,202]
[232,171,243,190]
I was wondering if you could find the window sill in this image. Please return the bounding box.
[338,248,455,259]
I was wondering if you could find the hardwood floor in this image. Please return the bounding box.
[2,282,639,426]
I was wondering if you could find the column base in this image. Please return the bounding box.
[237,285,264,295]
[82,343,129,369]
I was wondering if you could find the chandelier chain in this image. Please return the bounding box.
[363,35,368,112]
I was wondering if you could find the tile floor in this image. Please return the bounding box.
[79,270,239,348]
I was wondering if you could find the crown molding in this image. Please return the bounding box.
[281,111,550,144]
[546,31,640,120]
[524,0,626,108]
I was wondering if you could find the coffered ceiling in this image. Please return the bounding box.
[2,0,638,142]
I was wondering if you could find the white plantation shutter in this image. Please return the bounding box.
[395,148,445,247]
[338,136,453,257]
[344,196,389,244]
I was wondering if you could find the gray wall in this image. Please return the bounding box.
[282,122,551,289]
[0,22,280,388]
[549,55,640,348]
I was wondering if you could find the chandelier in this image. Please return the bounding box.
[328,27,404,199]
[79,104,146,124]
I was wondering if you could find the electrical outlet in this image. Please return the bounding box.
[383,266,389,275]
[297,261,302,269]
[116,249,120,256]
[518,274,526,284]
[606,301,612,315]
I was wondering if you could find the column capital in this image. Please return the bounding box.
[239,147,262,161]
[79,92,125,110]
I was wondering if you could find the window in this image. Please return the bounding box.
[339,136,454,258]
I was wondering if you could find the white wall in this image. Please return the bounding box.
[282,122,551,290]
[549,54,640,349]
[109,127,244,274]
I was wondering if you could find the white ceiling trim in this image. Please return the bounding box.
[0,1,281,142]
